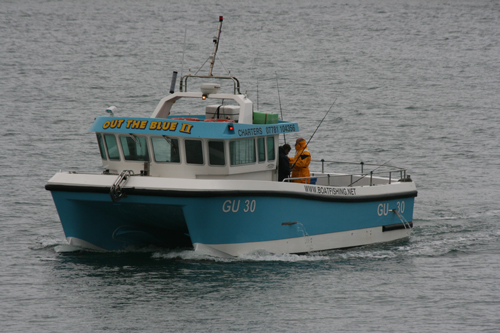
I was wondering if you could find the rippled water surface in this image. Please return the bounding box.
[1,0,500,331]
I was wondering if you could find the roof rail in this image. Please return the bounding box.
[179,74,241,95]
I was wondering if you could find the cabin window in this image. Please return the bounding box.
[96,133,107,160]
[151,137,180,163]
[185,140,204,164]
[230,139,256,165]
[104,134,120,160]
[120,135,150,161]
[257,138,266,162]
[267,137,275,161]
[208,141,225,166]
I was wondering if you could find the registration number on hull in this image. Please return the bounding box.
[222,199,256,213]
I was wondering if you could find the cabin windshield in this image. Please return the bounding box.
[151,137,180,163]
[96,133,107,160]
[185,140,204,164]
[151,137,181,163]
[208,141,225,166]
[229,139,256,165]
[267,137,275,161]
[120,135,149,161]
[257,138,266,162]
[104,134,120,160]
[96,131,279,180]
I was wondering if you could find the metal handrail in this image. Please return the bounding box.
[282,176,317,183]
[283,159,411,186]
[179,74,242,95]
[311,159,407,172]
[311,159,407,181]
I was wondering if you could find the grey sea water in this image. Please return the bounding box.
[1,0,500,331]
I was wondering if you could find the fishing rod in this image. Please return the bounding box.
[291,97,337,169]
[275,72,286,144]
[307,97,337,146]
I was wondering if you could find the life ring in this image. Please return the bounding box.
[171,118,201,122]
[204,119,235,123]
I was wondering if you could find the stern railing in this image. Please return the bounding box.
[283,159,411,186]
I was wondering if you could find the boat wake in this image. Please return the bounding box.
[152,249,331,262]
[53,244,89,253]
[34,237,329,261]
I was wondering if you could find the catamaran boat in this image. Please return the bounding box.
[45,17,417,257]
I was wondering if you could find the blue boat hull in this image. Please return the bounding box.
[49,188,415,254]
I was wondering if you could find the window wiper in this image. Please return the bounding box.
[129,133,142,147]
[162,135,178,155]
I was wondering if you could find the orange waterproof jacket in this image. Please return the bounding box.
[290,140,311,183]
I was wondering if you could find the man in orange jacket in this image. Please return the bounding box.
[289,137,311,183]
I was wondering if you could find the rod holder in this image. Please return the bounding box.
[169,71,178,94]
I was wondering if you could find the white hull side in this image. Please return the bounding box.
[194,226,411,257]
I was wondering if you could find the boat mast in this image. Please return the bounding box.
[208,16,223,76]
[179,16,241,94]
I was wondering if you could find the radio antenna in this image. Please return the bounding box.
[275,72,286,144]
[208,16,223,76]
[180,26,187,79]
[257,78,259,111]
